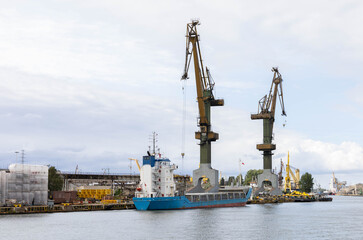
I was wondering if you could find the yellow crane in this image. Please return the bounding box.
[128,158,141,172]
[284,152,300,192]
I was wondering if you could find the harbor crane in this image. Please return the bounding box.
[251,68,286,195]
[251,68,286,170]
[181,20,223,192]
[284,152,300,192]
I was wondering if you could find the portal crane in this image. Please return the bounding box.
[251,68,286,170]
[181,20,224,166]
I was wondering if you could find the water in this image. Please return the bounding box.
[1,196,362,240]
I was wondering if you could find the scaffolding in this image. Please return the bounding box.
[0,164,48,206]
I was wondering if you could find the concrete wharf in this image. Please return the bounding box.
[0,202,135,215]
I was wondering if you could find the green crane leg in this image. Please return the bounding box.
[200,142,211,164]
[200,94,212,165]
[262,118,274,170]
[263,151,272,170]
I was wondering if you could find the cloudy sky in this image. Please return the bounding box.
[0,0,362,188]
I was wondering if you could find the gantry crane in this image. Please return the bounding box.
[181,20,224,167]
[251,68,286,170]
[284,152,300,192]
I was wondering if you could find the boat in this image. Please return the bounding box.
[133,153,252,210]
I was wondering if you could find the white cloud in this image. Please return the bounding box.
[0,0,362,188]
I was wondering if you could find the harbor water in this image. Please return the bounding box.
[1,196,362,240]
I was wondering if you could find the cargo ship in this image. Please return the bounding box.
[133,153,252,210]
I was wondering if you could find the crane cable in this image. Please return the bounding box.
[181,79,187,175]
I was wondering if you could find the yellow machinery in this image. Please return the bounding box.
[285,190,310,197]
[101,200,117,204]
[77,189,112,200]
[284,152,300,192]
[129,158,141,172]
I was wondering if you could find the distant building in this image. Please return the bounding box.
[329,172,346,194]
[0,164,48,206]
[339,183,363,195]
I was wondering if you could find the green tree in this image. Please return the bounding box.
[244,169,263,185]
[227,176,235,186]
[235,174,244,186]
[48,166,63,192]
[220,177,225,186]
[300,172,314,193]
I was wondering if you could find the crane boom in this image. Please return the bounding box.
[251,68,286,120]
[182,20,223,127]
[284,152,292,192]
[129,158,141,172]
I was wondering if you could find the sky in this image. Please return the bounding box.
[0,0,362,188]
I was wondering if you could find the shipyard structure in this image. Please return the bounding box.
[251,68,286,196]
[0,164,48,206]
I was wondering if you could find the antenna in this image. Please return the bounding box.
[149,132,159,156]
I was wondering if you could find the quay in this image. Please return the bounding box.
[0,202,135,215]
[247,194,332,204]
[0,193,332,215]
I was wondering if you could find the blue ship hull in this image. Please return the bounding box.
[133,188,252,210]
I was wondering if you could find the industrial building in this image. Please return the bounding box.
[0,164,48,206]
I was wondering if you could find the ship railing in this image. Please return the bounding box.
[186,192,245,203]
[61,171,137,176]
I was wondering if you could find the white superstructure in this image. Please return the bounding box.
[135,155,177,198]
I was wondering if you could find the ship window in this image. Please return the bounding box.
[241,192,246,198]
[234,193,240,199]
[222,194,228,200]
[228,193,234,199]
[200,195,207,202]
[186,195,192,202]
[208,195,214,201]
[215,194,221,201]
[193,195,200,202]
